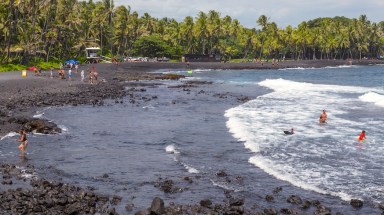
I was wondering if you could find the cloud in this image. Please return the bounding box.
[114,0,384,28]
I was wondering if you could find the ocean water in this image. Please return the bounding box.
[1,65,384,214]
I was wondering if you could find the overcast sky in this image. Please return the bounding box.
[114,0,384,28]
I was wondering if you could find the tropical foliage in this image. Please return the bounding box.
[0,0,383,65]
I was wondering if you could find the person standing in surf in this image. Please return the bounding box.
[358,130,366,143]
[319,110,328,124]
[16,130,28,157]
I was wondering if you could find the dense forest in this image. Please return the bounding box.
[1,0,384,65]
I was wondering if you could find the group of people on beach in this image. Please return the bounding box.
[285,109,366,143]
[47,64,98,84]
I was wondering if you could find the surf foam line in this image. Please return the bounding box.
[0,132,18,141]
[165,145,199,174]
[225,78,384,202]
[359,92,384,108]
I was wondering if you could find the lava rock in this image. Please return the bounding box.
[150,197,165,215]
[287,195,302,204]
[200,199,212,207]
[216,170,228,177]
[229,197,244,206]
[264,208,278,215]
[350,199,363,208]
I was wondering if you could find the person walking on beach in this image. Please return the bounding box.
[16,130,28,157]
[50,66,54,78]
[89,69,93,84]
[81,70,85,82]
[93,70,98,83]
[68,69,72,81]
[319,110,328,124]
[75,64,79,73]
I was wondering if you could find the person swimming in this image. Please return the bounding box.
[358,130,366,142]
[284,128,294,135]
[319,110,328,124]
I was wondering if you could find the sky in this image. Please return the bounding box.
[114,0,384,28]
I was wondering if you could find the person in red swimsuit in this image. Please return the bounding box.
[358,130,366,142]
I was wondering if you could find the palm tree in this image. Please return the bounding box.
[180,16,194,53]
[207,10,221,53]
[256,15,269,59]
[194,11,208,54]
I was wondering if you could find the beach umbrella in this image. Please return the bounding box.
[29,67,35,71]
[65,59,79,64]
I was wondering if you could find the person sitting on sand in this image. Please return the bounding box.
[319,110,328,124]
[16,130,28,157]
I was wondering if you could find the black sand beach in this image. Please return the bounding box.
[1,60,383,214]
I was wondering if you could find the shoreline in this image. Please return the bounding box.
[1,60,383,214]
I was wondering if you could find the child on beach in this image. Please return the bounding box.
[16,130,28,157]
[50,66,54,78]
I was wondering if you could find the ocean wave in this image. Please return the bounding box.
[210,179,243,192]
[225,78,383,203]
[279,65,356,71]
[181,162,199,174]
[359,92,384,108]
[248,156,354,201]
[279,67,311,70]
[0,132,18,141]
[165,145,180,154]
[165,145,199,173]
[33,113,44,118]
[58,125,68,133]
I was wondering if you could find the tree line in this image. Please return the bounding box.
[1,0,383,64]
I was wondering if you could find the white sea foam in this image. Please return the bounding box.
[165,145,180,154]
[324,65,355,69]
[278,67,308,70]
[181,163,199,174]
[359,92,384,108]
[210,179,243,192]
[225,78,384,203]
[142,105,155,110]
[17,166,38,179]
[165,145,199,173]
[0,132,18,141]
[33,113,44,118]
[279,65,356,71]
[58,125,68,133]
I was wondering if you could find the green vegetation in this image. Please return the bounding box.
[0,0,383,66]
[0,64,27,73]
